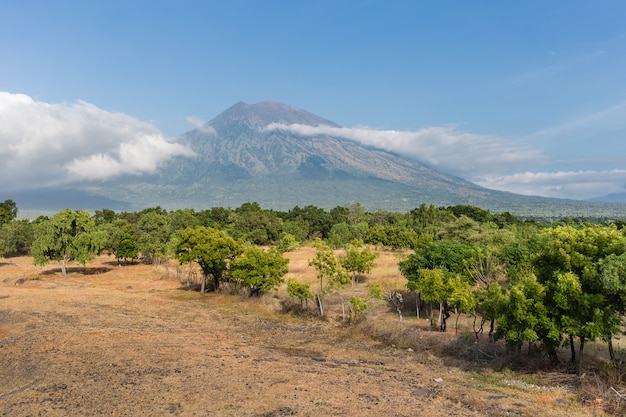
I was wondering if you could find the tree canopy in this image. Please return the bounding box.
[31,209,105,276]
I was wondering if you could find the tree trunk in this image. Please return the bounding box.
[437,302,443,326]
[440,300,450,332]
[341,298,346,322]
[428,302,434,330]
[200,274,206,294]
[609,337,616,361]
[61,256,69,277]
[316,294,324,317]
[569,334,576,364]
[212,275,220,292]
[578,336,586,375]
[416,292,421,318]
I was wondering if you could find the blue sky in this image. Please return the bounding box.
[1,1,625,201]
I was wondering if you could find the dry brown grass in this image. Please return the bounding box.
[0,250,619,416]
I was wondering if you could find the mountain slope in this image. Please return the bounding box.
[69,101,626,217]
[144,101,498,208]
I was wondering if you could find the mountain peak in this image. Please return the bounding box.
[208,101,340,131]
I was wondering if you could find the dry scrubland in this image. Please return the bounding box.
[0,248,621,416]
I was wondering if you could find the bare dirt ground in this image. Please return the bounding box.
[0,255,608,417]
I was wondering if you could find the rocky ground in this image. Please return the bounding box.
[0,256,607,416]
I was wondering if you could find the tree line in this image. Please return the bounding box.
[2,199,626,372]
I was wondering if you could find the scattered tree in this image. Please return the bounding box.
[287,279,314,309]
[230,245,289,296]
[308,238,350,317]
[175,226,242,293]
[31,209,105,276]
[340,239,379,285]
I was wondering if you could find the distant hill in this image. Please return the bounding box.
[590,192,626,204]
[7,101,626,218]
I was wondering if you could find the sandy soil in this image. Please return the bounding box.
[0,256,604,416]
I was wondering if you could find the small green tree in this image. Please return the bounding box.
[135,211,171,264]
[175,226,242,293]
[31,209,105,276]
[415,268,449,329]
[277,233,301,253]
[446,275,477,334]
[286,279,314,309]
[308,238,350,317]
[230,246,289,296]
[349,296,368,322]
[116,224,139,263]
[340,239,379,285]
[475,282,507,340]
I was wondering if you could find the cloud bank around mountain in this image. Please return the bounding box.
[266,122,626,200]
[477,170,626,200]
[0,92,195,192]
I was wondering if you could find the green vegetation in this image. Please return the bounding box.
[231,245,289,296]
[174,226,242,293]
[4,198,626,382]
[308,238,350,317]
[31,208,106,276]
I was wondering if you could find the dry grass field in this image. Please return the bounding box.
[0,248,620,416]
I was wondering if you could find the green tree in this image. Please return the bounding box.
[230,246,289,296]
[0,219,34,257]
[285,205,332,239]
[474,282,507,339]
[93,208,117,225]
[229,202,281,245]
[413,268,449,328]
[0,199,18,226]
[494,277,560,357]
[175,226,242,293]
[349,296,368,322]
[328,222,353,248]
[116,224,139,263]
[437,215,514,248]
[277,233,301,253]
[532,225,626,368]
[599,253,626,361]
[308,238,350,317]
[31,209,105,276]
[135,211,171,263]
[168,208,201,234]
[446,275,477,334]
[399,239,476,320]
[196,206,233,229]
[286,279,314,308]
[340,239,379,285]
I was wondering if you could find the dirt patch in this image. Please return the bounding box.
[0,256,601,416]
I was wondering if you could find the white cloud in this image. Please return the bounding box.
[477,170,626,200]
[186,115,217,135]
[0,92,195,191]
[265,122,626,200]
[264,123,545,179]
